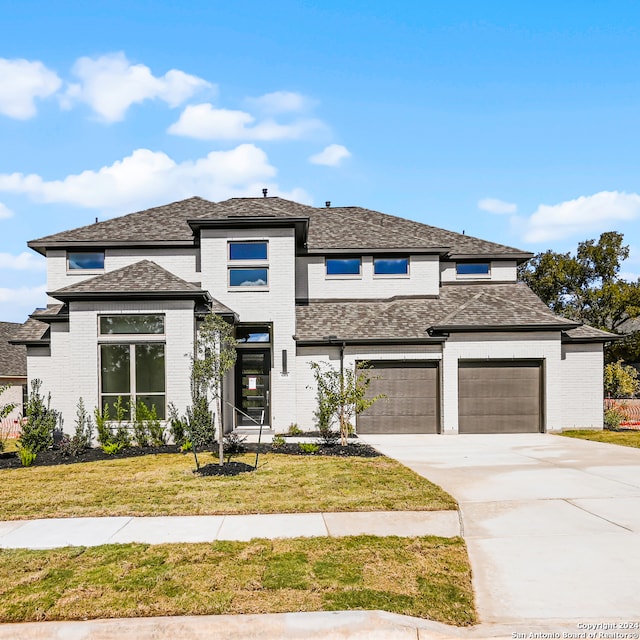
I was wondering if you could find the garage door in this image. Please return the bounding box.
[458,361,542,434]
[357,362,439,434]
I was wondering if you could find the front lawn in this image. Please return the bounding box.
[0,536,476,625]
[0,452,456,520]
[560,429,640,449]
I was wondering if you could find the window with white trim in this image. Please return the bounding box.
[228,241,269,289]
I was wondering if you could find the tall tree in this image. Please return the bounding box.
[518,231,640,335]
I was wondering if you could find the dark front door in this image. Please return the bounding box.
[235,349,271,427]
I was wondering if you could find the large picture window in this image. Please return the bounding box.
[374,257,409,276]
[100,343,165,419]
[229,241,268,261]
[229,268,268,288]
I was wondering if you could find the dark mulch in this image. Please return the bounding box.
[281,430,359,439]
[0,441,380,470]
[195,461,256,476]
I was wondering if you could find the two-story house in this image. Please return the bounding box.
[12,195,612,436]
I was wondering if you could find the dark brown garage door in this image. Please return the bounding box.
[458,361,542,434]
[357,362,439,434]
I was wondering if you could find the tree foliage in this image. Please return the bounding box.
[603,361,640,398]
[518,231,640,338]
[18,379,60,453]
[310,361,384,446]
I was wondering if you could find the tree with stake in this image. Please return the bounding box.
[188,311,236,468]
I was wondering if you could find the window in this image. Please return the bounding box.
[68,251,104,271]
[374,257,409,276]
[236,325,271,343]
[229,268,268,288]
[456,262,490,276]
[229,241,268,261]
[228,241,268,289]
[99,314,165,419]
[99,315,164,335]
[100,343,166,420]
[326,258,361,276]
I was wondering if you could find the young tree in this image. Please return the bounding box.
[604,361,640,398]
[19,379,60,453]
[188,311,237,467]
[310,361,384,446]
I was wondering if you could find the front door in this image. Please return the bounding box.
[235,349,271,427]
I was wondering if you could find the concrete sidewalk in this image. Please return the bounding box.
[0,509,460,549]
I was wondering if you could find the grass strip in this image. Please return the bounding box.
[0,452,456,520]
[0,535,475,626]
[560,429,640,449]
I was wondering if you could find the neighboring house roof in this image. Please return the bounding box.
[6,317,48,349]
[28,196,532,259]
[0,322,27,377]
[49,260,212,302]
[295,283,579,343]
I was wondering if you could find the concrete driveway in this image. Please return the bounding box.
[360,433,640,624]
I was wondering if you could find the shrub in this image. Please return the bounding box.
[223,432,248,456]
[94,405,113,447]
[112,396,131,448]
[168,403,187,446]
[298,442,320,454]
[604,361,640,398]
[287,423,303,436]
[147,405,165,446]
[271,434,286,450]
[132,401,150,448]
[18,446,36,467]
[604,406,626,430]
[180,440,193,452]
[102,442,124,455]
[67,397,93,456]
[19,379,60,453]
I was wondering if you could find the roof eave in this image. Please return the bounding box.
[305,247,450,255]
[448,252,534,262]
[428,322,580,335]
[28,239,195,256]
[49,290,211,302]
[294,336,446,346]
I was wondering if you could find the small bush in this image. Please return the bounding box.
[94,405,113,447]
[19,379,59,453]
[298,442,320,454]
[287,423,303,436]
[102,442,124,455]
[180,440,193,452]
[132,401,150,448]
[168,403,187,446]
[604,407,626,430]
[18,446,36,467]
[223,432,248,455]
[271,434,286,450]
[147,405,165,446]
[112,397,131,448]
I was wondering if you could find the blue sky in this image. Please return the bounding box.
[2,0,640,321]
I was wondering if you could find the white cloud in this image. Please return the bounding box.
[478,197,517,215]
[168,103,324,141]
[309,144,351,167]
[246,91,309,114]
[521,191,640,243]
[0,145,311,212]
[0,284,47,322]
[0,203,13,219]
[0,252,45,271]
[0,58,61,119]
[63,52,212,122]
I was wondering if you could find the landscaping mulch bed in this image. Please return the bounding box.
[195,461,256,476]
[0,441,380,470]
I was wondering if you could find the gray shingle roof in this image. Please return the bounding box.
[295,283,577,342]
[0,322,27,377]
[8,317,49,347]
[29,196,531,258]
[50,260,206,299]
[562,325,620,342]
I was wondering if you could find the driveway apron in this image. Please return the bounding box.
[360,433,640,623]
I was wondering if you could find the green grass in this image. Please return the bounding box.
[560,429,640,449]
[0,452,456,520]
[0,536,476,625]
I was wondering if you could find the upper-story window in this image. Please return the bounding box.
[326,258,361,277]
[374,257,409,276]
[99,314,165,335]
[67,251,104,271]
[456,262,490,277]
[228,241,269,289]
[229,241,268,261]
